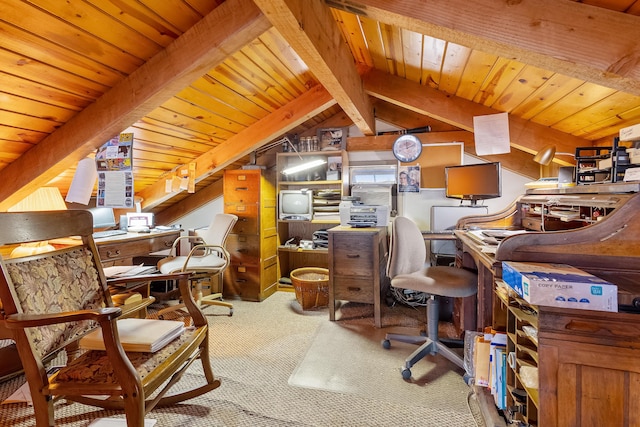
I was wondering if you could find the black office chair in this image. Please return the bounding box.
[382,216,478,380]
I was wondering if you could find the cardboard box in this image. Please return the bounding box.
[620,123,640,142]
[501,261,617,312]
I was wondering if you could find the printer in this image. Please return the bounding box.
[339,201,390,227]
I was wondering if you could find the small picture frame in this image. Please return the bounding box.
[317,127,347,151]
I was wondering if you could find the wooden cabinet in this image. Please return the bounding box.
[224,169,278,301]
[537,308,640,427]
[276,151,349,282]
[496,282,640,427]
[327,226,388,328]
[457,183,640,427]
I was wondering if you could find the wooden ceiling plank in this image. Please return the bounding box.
[473,58,526,107]
[330,9,374,67]
[175,87,258,127]
[0,0,271,211]
[138,84,337,209]
[456,50,500,101]
[401,29,423,83]
[193,75,271,121]
[254,0,376,135]
[128,118,222,144]
[329,0,640,95]
[439,42,471,95]
[0,93,73,124]
[0,50,108,99]
[159,97,248,134]
[510,74,584,120]
[0,20,126,87]
[259,28,318,89]
[0,72,91,111]
[363,68,591,156]
[420,35,446,88]
[1,0,144,73]
[85,0,183,45]
[33,0,163,60]
[532,83,617,128]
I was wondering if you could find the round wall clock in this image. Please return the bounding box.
[392,134,422,162]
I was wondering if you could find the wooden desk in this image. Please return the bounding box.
[94,229,179,264]
[454,230,500,333]
[328,226,388,328]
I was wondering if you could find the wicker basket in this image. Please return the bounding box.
[290,267,329,310]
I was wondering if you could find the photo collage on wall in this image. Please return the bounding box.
[95,132,134,208]
[398,165,421,193]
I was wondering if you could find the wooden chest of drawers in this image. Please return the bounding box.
[328,226,388,328]
[223,169,278,301]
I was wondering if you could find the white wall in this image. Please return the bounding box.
[166,197,224,231]
[349,150,530,231]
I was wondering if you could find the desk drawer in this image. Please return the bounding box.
[224,171,260,204]
[333,276,374,303]
[226,204,259,235]
[227,234,259,265]
[332,241,373,276]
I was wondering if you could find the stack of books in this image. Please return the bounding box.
[79,318,185,353]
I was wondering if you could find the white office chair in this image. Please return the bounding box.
[382,216,478,380]
[156,213,238,317]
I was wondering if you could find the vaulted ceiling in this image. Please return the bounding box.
[1,0,639,221]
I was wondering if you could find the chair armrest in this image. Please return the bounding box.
[187,243,228,259]
[4,307,122,329]
[166,235,205,256]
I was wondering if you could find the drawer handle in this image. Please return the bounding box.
[106,249,121,258]
[239,218,248,222]
[237,249,248,254]
[346,254,360,259]
[163,241,172,247]
[347,286,361,292]
[235,279,247,283]
[235,187,248,191]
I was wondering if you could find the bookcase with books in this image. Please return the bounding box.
[275,150,349,284]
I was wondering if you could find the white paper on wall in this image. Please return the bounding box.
[473,112,511,155]
[65,157,98,204]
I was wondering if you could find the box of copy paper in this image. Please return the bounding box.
[501,262,617,312]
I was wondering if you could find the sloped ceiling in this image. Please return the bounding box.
[0,0,639,220]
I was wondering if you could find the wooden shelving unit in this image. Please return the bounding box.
[276,150,349,286]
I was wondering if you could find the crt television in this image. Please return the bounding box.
[445,162,501,205]
[279,190,313,220]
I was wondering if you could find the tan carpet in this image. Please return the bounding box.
[0,292,486,426]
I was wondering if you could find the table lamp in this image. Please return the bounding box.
[8,187,67,257]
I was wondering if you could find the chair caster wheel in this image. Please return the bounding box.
[401,368,411,380]
[382,339,391,349]
[228,308,234,317]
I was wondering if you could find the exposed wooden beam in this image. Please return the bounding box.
[0,0,271,211]
[329,0,640,95]
[138,84,337,210]
[254,0,376,135]
[363,68,584,163]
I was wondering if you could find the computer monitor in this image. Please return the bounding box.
[66,198,117,229]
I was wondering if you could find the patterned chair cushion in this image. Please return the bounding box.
[6,248,105,359]
[54,328,198,384]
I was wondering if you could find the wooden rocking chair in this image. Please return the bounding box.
[0,210,220,427]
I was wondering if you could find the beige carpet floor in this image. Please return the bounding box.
[0,291,486,426]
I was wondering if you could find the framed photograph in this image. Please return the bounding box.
[317,127,347,151]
